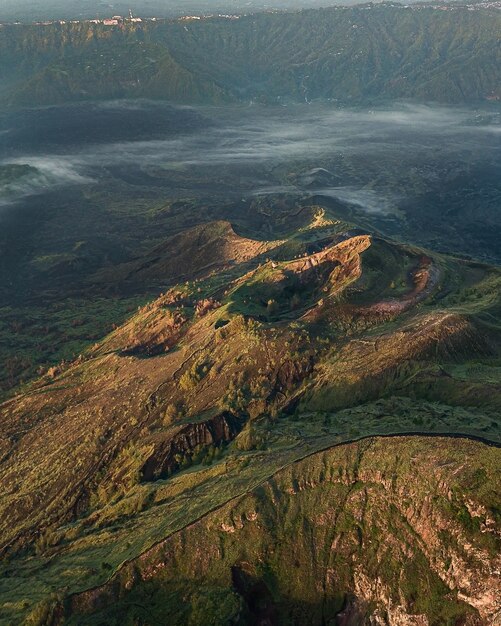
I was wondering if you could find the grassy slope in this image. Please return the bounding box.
[0,213,500,623]
[18,437,501,625]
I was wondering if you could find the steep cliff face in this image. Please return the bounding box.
[140,412,245,481]
[67,437,500,625]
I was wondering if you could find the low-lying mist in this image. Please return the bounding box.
[1,100,500,259]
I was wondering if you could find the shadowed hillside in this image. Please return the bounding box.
[1,6,500,106]
[68,437,500,626]
[94,220,284,289]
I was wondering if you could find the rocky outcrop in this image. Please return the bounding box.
[285,235,371,275]
[140,412,245,481]
[285,235,371,294]
[68,437,501,625]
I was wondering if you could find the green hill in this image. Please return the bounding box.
[0,209,500,624]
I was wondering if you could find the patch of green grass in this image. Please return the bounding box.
[0,295,148,399]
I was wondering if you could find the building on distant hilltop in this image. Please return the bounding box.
[103,19,119,25]
[128,10,142,22]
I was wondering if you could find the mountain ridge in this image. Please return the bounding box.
[0,6,500,107]
[1,211,500,623]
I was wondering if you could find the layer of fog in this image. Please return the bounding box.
[1,101,500,214]
[0,157,93,207]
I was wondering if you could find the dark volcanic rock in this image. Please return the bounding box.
[141,412,245,481]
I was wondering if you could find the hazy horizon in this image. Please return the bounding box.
[0,0,376,22]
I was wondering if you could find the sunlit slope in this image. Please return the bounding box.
[0,215,500,623]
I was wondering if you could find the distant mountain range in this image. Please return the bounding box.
[0,5,500,106]
[0,0,362,23]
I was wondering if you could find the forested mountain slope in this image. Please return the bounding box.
[0,5,500,106]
